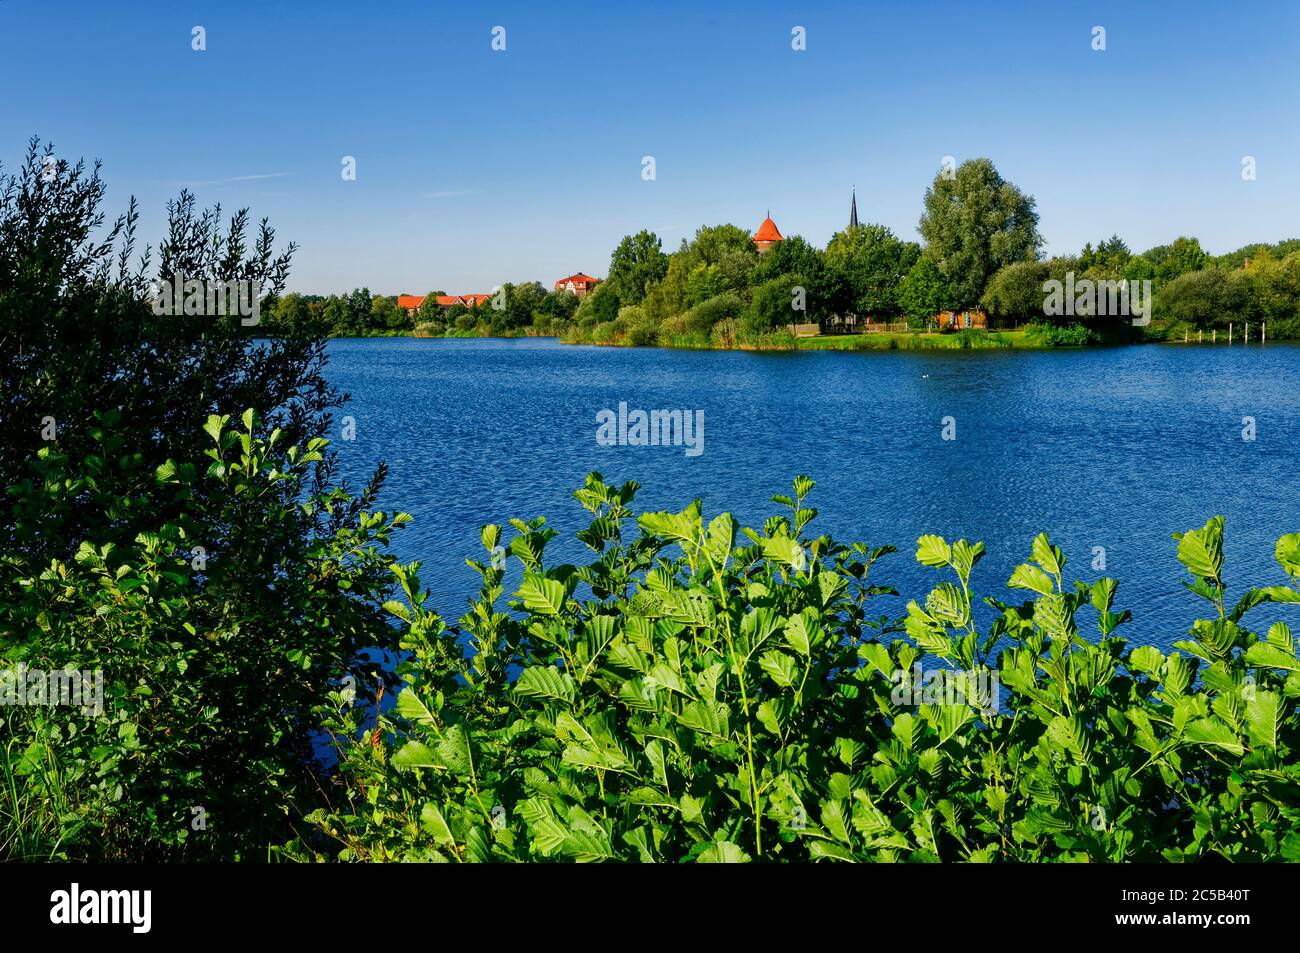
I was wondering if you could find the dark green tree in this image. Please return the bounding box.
[744,273,809,335]
[982,260,1050,324]
[0,137,401,859]
[574,280,621,326]
[898,257,957,325]
[824,224,921,318]
[919,158,1042,307]
[607,230,668,305]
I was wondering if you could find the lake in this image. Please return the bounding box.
[326,337,1299,651]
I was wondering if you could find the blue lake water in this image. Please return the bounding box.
[326,337,1300,651]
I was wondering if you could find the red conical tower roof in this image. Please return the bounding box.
[753,214,783,244]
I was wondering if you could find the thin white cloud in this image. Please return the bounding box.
[181,172,295,187]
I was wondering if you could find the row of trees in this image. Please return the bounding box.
[566,158,1043,344]
[264,288,412,336]
[565,159,1300,346]
[259,156,1300,345]
[982,236,1300,337]
[259,281,582,338]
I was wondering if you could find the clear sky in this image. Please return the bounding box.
[3,0,1297,295]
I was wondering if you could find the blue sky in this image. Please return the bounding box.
[3,0,1297,295]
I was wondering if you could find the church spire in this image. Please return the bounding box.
[849,188,859,229]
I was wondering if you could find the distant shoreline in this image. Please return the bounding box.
[320,325,1282,352]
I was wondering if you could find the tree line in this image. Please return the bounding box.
[260,281,580,337]
[562,158,1300,346]
[258,156,1299,346]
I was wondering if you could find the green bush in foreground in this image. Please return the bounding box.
[1,413,405,860]
[293,474,1300,863]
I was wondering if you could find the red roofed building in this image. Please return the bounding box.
[554,273,601,298]
[753,212,783,254]
[398,293,492,315]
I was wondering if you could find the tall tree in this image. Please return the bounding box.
[607,230,668,304]
[918,158,1042,307]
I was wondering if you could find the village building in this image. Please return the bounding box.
[397,293,492,316]
[554,273,601,298]
[936,308,989,331]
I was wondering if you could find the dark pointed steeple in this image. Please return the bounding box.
[849,188,859,229]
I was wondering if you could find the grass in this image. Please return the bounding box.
[796,329,1032,350]
[1,719,80,861]
[559,327,1048,352]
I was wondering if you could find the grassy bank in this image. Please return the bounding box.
[557,326,1077,352]
[795,329,1030,350]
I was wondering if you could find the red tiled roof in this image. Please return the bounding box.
[402,292,491,308]
[753,217,783,243]
[555,272,600,289]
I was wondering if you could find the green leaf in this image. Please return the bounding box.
[1175,517,1224,581]
[762,535,806,570]
[1245,642,1299,672]
[808,841,858,862]
[703,512,734,568]
[465,825,492,863]
[419,802,457,849]
[916,535,951,567]
[517,798,568,856]
[395,688,439,727]
[1129,645,1164,675]
[696,841,751,863]
[1282,832,1300,862]
[950,540,985,581]
[820,800,852,844]
[1244,690,1280,750]
[436,725,474,775]
[1276,533,1300,579]
[758,651,798,689]
[202,414,225,443]
[1184,718,1244,756]
[783,609,819,657]
[392,740,440,770]
[638,505,702,550]
[678,700,730,738]
[516,573,567,616]
[1030,533,1064,577]
[514,665,577,704]
[1008,563,1054,596]
[925,582,969,627]
[892,712,918,750]
[858,644,894,682]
